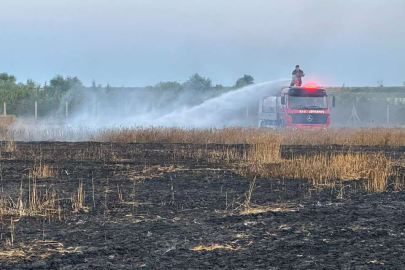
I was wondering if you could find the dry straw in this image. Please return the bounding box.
[1,123,405,146]
[280,127,405,146]
[238,152,399,193]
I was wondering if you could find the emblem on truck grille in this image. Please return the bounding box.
[306,115,313,122]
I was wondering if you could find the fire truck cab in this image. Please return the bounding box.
[258,85,332,129]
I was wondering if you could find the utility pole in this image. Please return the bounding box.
[35,101,38,120]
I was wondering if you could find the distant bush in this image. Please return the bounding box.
[182,73,212,91]
[234,75,254,88]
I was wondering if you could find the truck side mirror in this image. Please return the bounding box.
[332,96,336,108]
[281,95,286,105]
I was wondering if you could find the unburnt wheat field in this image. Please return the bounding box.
[1,127,405,269]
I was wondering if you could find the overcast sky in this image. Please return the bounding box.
[1,0,404,87]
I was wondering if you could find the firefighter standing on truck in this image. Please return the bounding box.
[291,65,305,86]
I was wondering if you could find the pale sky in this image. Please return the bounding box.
[1,0,404,87]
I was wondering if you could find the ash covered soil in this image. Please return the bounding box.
[1,142,405,269]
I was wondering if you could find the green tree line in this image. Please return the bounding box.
[0,72,254,117]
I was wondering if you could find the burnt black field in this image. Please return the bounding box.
[1,142,405,269]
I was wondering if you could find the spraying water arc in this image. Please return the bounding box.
[152,79,289,127]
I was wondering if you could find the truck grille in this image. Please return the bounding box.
[291,114,328,124]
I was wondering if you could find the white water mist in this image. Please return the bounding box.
[66,79,289,128]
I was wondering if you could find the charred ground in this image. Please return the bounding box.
[0,142,405,269]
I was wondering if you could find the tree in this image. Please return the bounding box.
[0,73,16,83]
[45,75,83,101]
[182,73,212,91]
[0,74,41,115]
[48,75,83,92]
[42,75,84,115]
[214,84,224,90]
[154,81,182,92]
[234,75,254,88]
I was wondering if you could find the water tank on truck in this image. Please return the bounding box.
[258,96,280,128]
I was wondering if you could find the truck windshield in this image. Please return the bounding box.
[289,96,328,109]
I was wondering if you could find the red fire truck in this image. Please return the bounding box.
[258,85,334,129]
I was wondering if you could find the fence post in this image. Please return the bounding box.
[387,103,390,125]
[35,101,38,120]
[3,102,6,116]
[125,100,129,116]
[65,101,68,120]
